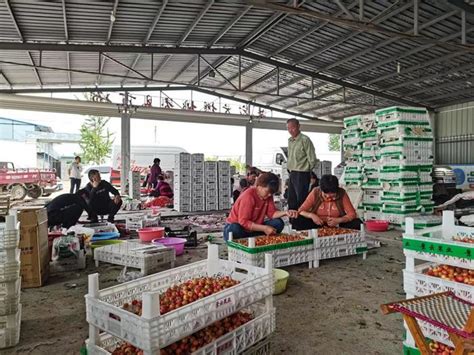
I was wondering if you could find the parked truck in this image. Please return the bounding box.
[0,161,59,200]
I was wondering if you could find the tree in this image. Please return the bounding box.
[79,116,114,164]
[328,134,341,151]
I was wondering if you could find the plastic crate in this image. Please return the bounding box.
[314,243,367,266]
[86,304,274,355]
[227,232,316,269]
[405,320,453,349]
[0,278,20,316]
[315,228,365,248]
[403,263,474,302]
[0,305,21,349]
[401,215,441,229]
[125,215,160,231]
[0,229,19,250]
[86,244,273,353]
[403,212,474,269]
[0,249,19,265]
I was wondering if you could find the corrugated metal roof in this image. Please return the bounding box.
[0,0,473,121]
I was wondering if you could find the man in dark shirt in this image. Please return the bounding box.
[46,193,93,228]
[81,169,122,223]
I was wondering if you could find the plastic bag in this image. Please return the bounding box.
[117,267,144,283]
[52,235,81,261]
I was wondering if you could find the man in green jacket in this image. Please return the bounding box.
[287,118,317,228]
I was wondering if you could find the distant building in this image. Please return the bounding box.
[0,117,80,177]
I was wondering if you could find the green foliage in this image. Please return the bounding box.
[229,159,246,174]
[79,116,114,165]
[328,134,341,152]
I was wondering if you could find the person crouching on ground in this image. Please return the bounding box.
[150,175,174,198]
[81,169,122,223]
[223,172,298,241]
[297,174,362,230]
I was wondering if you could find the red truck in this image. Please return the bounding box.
[0,162,59,200]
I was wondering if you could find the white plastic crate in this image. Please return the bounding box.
[0,278,20,316]
[0,229,19,250]
[86,303,274,355]
[404,320,454,349]
[94,241,175,275]
[404,263,474,303]
[315,228,365,248]
[86,245,273,354]
[228,232,316,268]
[0,249,19,265]
[314,243,367,267]
[380,153,433,166]
[403,212,474,269]
[380,212,419,225]
[0,304,21,349]
[206,204,218,211]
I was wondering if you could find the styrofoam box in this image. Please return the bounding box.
[404,263,474,303]
[363,190,381,205]
[86,303,275,355]
[85,245,273,353]
[363,211,383,222]
[0,304,21,349]
[0,278,20,316]
[0,229,19,250]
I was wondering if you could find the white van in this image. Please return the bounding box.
[111,145,187,172]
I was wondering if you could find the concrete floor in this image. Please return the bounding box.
[4,230,407,355]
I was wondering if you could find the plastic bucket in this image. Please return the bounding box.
[273,268,290,295]
[365,220,389,232]
[138,227,165,242]
[152,237,187,256]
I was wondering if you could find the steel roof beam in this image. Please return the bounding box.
[170,56,198,82]
[4,0,43,87]
[425,87,474,102]
[177,0,214,46]
[217,0,358,91]
[405,75,474,97]
[121,0,168,85]
[208,5,251,47]
[0,71,12,88]
[67,52,71,87]
[254,0,412,103]
[61,0,69,42]
[107,0,119,44]
[199,56,238,90]
[149,55,172,83]
[283,12,470,111]
[247,0,474,53]
[335,0,355,19]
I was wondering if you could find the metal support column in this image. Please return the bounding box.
[245,122,253,167]
[120,91,131,195]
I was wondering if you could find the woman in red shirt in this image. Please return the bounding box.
[297,174,362,230]
[224,172,298,241]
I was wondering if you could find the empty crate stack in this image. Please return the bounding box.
[401,211,471,353]
[128,171,141,200]
[359,115,383,222]
[315,161,332,179]
[204,161,218,211]
[0,215,21,349]
[376,107,434,227]
[218,161,231,210]
[174,153,192,213]
[191,154,205,212]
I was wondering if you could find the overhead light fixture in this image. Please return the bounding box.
[209,70,215,78]
[110,11,116,23]
[397,62,401,74]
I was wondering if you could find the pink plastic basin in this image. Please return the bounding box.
[365,220,389,232]
[138,227,165,242]
[152,237,187,256]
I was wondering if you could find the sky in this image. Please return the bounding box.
[0,90,341,167]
